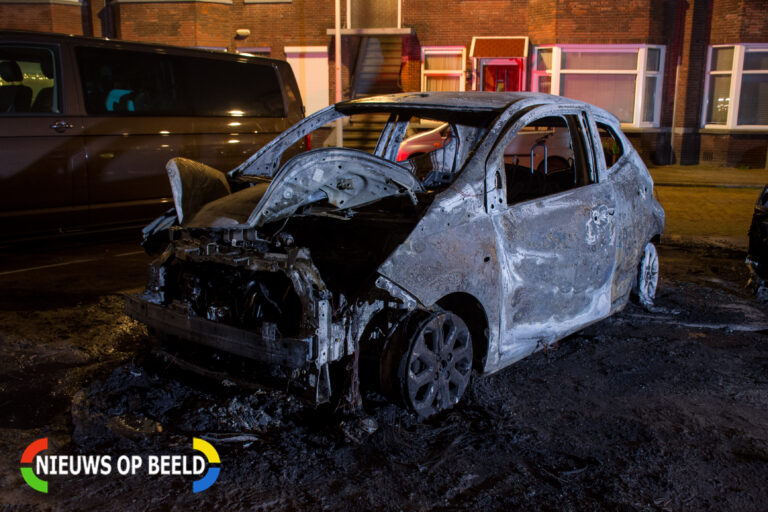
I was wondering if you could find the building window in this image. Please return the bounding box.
[703,44,768,129]
[532,45,664,128]
[421,46,465,92]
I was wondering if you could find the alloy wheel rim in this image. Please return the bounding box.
[639,243,659,301]
[405,312,472,417]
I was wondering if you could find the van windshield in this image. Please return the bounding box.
[76,47,285,117]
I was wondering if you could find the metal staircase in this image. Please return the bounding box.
[341,36,403,151]
[351,36,403,99]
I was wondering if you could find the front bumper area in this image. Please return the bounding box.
[125,294,310,368]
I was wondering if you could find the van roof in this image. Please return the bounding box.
[0,29,283,65]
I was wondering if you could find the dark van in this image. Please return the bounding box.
[0,30,304,239]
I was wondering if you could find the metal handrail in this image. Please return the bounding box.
[530,141,547,174]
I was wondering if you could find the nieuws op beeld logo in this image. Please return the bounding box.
[20,437,220,493]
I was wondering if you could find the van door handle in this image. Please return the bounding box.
[49,120,73,133]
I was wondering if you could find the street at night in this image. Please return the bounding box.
[2,1,768,509]
[1,179,767,510]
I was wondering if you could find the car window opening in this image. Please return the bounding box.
[0,46,58,113]
[596,122,624,168]
[504,114,593,204]
[277,111,490,197]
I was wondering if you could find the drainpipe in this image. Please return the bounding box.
[670,59,681,164]
[669,0,688,164]
[335,0,343,146]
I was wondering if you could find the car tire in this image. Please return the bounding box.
[633,242,659,307]
[380,310,473,418]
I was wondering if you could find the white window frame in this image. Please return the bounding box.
[236,46,271,56]
[702,43,768,130]
[532,44,665,128]
[421,46,466,92]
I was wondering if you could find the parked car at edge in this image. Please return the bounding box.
[0,30,303,239]
[747,184,768,300]
[127,92,665,418]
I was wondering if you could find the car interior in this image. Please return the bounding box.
[504,115,592,204]
[0,47,57,113]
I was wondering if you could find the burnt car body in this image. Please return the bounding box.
[747,185,768,300]
[126,92,665,417]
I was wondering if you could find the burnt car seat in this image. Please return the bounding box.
[505,163,546,204]
[0,61,32,112]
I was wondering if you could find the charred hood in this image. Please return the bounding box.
[171,148,424,230]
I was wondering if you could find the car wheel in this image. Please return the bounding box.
[381,310,473,418]
[634,242,659,307]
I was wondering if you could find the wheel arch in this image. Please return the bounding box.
[436,292,489,373]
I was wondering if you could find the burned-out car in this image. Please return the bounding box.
[126,92,664,417]
[747,185,768,300]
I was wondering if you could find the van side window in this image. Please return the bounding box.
[77,48,181,115]
[189,58,284,117]
[0,46,59,114]
[596,122,624,168]
[76,47,285,117]
[504,115,593,204]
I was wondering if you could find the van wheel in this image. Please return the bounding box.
[634,242,659,307]
[381,310,472,418]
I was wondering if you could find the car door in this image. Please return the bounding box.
[487,107,617,363]
[0,41,88,237]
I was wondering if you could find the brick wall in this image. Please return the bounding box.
[740,0,768,42]
[2,0,767,167]
[626,131,672,166]
[116,3,207,46]
[710,0,742,44]
[114,0,334,51]
[700,133,768,167]
[0,3,82,34]
[395,0,531,92]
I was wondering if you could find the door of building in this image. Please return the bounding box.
[285,47,329,115]
[482,59,522,92]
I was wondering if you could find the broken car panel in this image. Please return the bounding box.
[127,92,665,418]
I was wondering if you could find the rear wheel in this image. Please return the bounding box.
[634,242,659,307]
[381,310,473,418]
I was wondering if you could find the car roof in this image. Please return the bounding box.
[338,91,593,111]
[337,91,619,125]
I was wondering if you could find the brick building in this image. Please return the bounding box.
[2,0,767,167]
